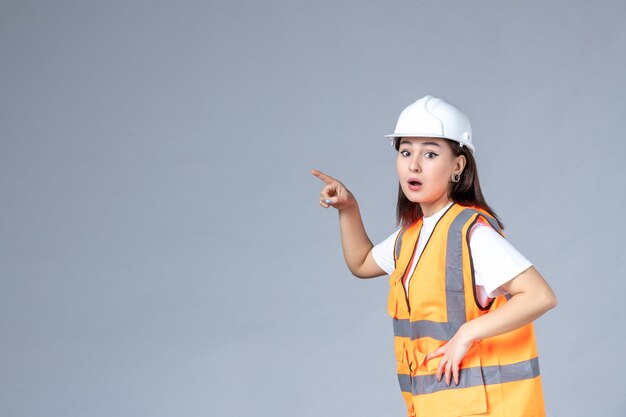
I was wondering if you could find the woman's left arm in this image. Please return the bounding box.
[425,266,557,386]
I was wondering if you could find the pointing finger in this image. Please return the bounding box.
[310,169,336,185]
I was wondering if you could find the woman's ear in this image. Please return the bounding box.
[456,155,466,172]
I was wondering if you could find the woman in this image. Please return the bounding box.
[311,95,557,417]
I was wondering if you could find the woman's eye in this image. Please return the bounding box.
[424,151,438,158]
[400,150,410,157]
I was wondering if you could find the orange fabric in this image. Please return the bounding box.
[388,203,545,417]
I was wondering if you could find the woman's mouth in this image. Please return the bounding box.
[408,180,422,191]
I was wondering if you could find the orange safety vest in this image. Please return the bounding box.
[387,202,545,417]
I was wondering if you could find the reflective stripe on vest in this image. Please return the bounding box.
[397,357,540,395]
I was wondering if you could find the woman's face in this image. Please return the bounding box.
[396,137,465,209]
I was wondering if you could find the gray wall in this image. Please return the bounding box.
[1,1,625,416]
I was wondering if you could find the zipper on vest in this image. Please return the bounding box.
[401,230,420,312]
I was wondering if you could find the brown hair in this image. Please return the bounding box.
[393,137,504,230]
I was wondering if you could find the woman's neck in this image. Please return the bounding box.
[420,198,453,218]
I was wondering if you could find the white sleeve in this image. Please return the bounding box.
[469,223,533,298]
[371,227,402,275]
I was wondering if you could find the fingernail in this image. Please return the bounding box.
[325,199,332,204]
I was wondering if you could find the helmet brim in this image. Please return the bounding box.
[384,134,475,152]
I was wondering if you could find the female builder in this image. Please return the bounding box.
[310,95,557,417]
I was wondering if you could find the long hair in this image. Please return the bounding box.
[393,137,504,230]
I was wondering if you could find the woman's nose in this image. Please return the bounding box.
[409,156,421,172]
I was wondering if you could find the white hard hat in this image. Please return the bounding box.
[384,95,474,152]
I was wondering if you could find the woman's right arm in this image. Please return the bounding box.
[311,169,386,279]
[338,202,386,278]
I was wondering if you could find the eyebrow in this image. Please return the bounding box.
[399,140,441,148]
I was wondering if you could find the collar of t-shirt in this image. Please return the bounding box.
[415,201,454,255]
[404,201,455,287]
[404,201,456,291]
[418,201,455,247]
[423,201,454,227]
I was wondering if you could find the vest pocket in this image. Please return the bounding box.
[413,349,488,417]
[394,338,411,376]
[387,272,402,318]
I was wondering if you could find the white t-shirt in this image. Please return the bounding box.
[372,202,533,308]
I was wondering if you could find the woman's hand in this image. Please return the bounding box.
[310,169,357,211]
[425,266,557,387]
[425,327,474,386]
